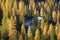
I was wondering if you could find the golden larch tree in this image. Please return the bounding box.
[21,23,26,36]
[6,16,17,40]
[40,7,44,17]
[18,0,25,22]
[43,22,48,36]
[19,34,23,40]
[48,24,53,36]
[28,26,33,40]
[55,22,59,36]
[52,10,57,22]
[34,29,41,40]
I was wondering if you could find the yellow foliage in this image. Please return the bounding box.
[6,17,17,40]
[32,2,36,10]
[29,0,36,10]
[52,10,57,22]
[34,29,40,40]
[21,24,26,35]
[44,2,47,10]
[40,7,44,17]
[40,18,45,30]
[43,22,48,36]
[38,2,41,7]
[19,1,25,14]
[28,27,33,40]
[57,32,60,40]
[47,24,53,36]
[19,34,23,40]
[13,0,17,12]
[34,9,37,15]
[55,22,59,36]
[46,6,50,13]
[19,1,25,22]
[57,10,60,21]
[5,0,12,13]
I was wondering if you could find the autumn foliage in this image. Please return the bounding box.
[0,0,60,40]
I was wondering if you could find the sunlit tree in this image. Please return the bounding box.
[50,24,55,40]
[57,24,60,40]
[40,7,44,17]
[55,22,59,36]
[19,34,23,40]
[57,32,60,40]
[29,0,36,10]
[46,6,50,13]
[19,0,25,22]
[13,0,17,14]
[44,2,47,10]
[40,18,45,31]
[6,16,17,40]
[5,0,12,13]
[34,29,41,40]
[21,23,26,35]
[52,10,57,22]
[48,24,52,36]
[1,14,9,40]
[57,10,60,22]
[28,27,33,40]
[43,22,48,36]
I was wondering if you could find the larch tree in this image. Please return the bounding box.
[57,10,60,22]
[21,23,26,40]
[43,22,48,36]
[57,32,60,40]
[5,0,12,15]
[50,24,55,40]
[52,10,57,22]
[57,24,60,40]
[29,0,35,10]
[28,27,33,40]
[1,2,9,39]
[18,0,25,23]
[21,23,26,35]
[34,29,41,40]
[13,0,17,14]
[40,18,45,31]
[19,34,23,40]
[47,23,52,36]
[40,7,44,17]
[55,22,59,36]
[6,16,17,40]
[34,9,37,16]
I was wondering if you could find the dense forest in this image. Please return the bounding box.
[0,0,60,40]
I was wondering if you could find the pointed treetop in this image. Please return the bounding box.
[28,26,32,37]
